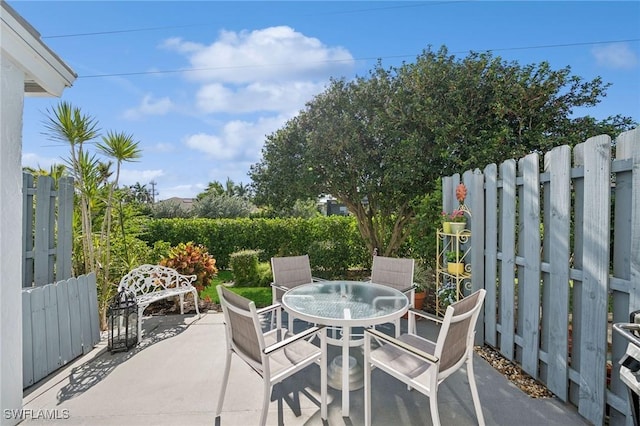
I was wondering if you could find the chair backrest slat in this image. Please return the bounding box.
[271,255,313,289]
[436,290,485,373]
[218,286,263,364]
[371,256,414,291]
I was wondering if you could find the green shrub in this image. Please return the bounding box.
[159,242,218,292]
[229,250,261,287]
[257,261,273,287]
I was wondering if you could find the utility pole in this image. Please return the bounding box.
[149,180,158,203]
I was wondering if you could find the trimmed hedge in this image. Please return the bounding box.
[141,216,370,274]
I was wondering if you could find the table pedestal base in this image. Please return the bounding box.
[327,355,364,390]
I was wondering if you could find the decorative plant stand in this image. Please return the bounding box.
[435,228,471,316]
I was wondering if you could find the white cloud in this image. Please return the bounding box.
[153,142,175,153]
[164,26,354,84]
[21,152,63,170]
[592,43,638,69]
[196,81,326,114]
[119,168,164,186]
[123,94,174,120]
[184,115,289,162]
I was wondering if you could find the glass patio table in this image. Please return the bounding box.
[281,280,409,417]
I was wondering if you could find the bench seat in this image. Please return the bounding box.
[118,264,201,342]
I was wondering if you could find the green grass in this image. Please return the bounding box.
[200,270,272,307]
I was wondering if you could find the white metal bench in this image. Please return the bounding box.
[118,264,201,342]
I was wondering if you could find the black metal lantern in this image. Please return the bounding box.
[107,290,138,353]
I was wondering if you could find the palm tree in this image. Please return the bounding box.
[95,131,141,329]
[43,102,100,274]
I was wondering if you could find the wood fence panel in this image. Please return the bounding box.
[499,159,517,360]
[86,272,100,346]
[22,173,34,288]
[484,163,498,347]
[467,169,485,344]
[22,275,99,389]
[22,290,33,388]
[56,280,73,365]
[445,129,639,424]
[576,135,611,425]
[609,128,640,424]
[57,177,74,281]
[34,176,53,286]
[616,128,640,313]
[519,153,541,378]
[78,275,93,354]
[29,286,48,383]
[545,145,571,401]
[44,284,61,373]
[67,277,83,359]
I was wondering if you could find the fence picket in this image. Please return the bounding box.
[484,163,498,347]
[576,135,611,424]
[545,145,571,401]
[56,280,73,365]
[22,290,33,387]
[519,153,541,378]
[499,159,517,360]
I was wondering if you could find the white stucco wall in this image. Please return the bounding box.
[0,57,25,426]
[1,2,75,425]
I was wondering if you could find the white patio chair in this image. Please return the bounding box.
[271,254,321,330]
[370,255,415,337]
[364,289,486,426]
[216,285,327,426]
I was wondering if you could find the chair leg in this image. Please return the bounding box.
[466,357,486,426]
[179,294,184,314]
[429,374,441,426]
[216,351,232,417]
[260,381,271,426]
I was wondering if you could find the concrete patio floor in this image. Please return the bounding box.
[21,311,589,425]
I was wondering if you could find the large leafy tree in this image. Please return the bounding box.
[251,46,636,256]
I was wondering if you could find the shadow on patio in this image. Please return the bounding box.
[21,312,589,425]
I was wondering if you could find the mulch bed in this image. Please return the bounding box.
[474,345,554,398]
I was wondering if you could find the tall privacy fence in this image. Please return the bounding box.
[22,172,100,388]
[444,128,639,425]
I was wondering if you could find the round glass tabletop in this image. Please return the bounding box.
[281,280,409,326]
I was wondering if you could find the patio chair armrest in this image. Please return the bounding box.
[366,328,439,364]
[264,325,326,355]
[257,303,282,316]
[270,283,291,293]
[408,308,443,324]
[312,276,327,282]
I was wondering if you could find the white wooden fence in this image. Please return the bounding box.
[21,172,100,388]
[444,128,639,425]
[22,273,100,388]
[22,173,74,287]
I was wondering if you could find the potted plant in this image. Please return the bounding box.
[446,250,464,275]
[412,261,432,311]
[437,282,458,310]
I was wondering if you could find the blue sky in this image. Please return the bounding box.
[12,1,640,200]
